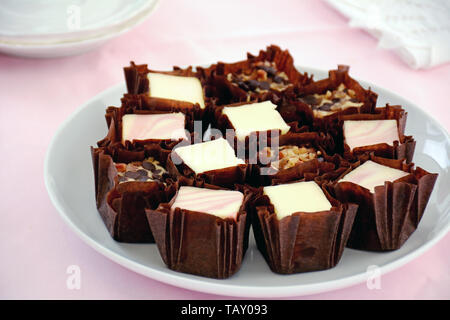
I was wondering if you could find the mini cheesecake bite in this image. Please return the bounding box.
[300,83,364,118]
[145,182,251,279]
[221,101,291,141]
[263,181,332,220]
[171,186,244,220]
[121,113,188,144]
[148,72,206,109]
[343,119,399,151]
[173,137,245,174]
[338,160,409,193]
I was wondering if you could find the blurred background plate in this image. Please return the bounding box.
[0,0,159,58]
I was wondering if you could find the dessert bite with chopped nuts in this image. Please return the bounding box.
[227,60,293,94]
[260,145,323,171]
[114,157,168,183]
[300,83,364,118]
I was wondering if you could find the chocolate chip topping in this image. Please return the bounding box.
[317,103,333,111]
[273,75,283,83]
[142,161,155,170]
[258,81,270,90]
[137,169,149,176]
[300,95,318,105]
[124,171,141,179]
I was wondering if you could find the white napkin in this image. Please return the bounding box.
[326,0,450,69]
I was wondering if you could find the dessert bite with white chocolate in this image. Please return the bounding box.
[170,186,244,220]
[263,181,332,220]
[147,72,206,109]
[220,100,291,141]
[121,113,188,145]
[338,160,409,193]
[343,119,399,151]
[173,137,245,174]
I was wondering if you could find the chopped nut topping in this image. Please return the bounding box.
[227,60,293,95]
[114,157,168,184]
[260,145,322,171]
[299,83,364,118]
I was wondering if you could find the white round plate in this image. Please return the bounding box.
[0,0,159,58]
[44,67,450,298]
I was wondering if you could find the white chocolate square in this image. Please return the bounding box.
[122,113,188,144]
[148,73,205,109]
[263,181,332,220]
[171,186,244,220]
[222,101,291,141]
[338,160,409,193]
[343,119,400,151]
[173,137,245,174]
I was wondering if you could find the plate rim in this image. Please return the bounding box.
[0,0,159,44]
[44,67,450,298]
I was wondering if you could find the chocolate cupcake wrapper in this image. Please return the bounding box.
[212,100,310,159]
[122,62,213,134]
[97,105,203,151]
[166,142,249,188]
[124,62,205,95]
[338,104,416,163]
[251,179,358,274]
[278,65,378,132]
[251,132,351,185]
[145,179,253,279]
[205,45,313,106]
[330,154,438,251]
[91,145,176,243]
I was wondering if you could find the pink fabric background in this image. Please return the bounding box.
[1,0,449,299]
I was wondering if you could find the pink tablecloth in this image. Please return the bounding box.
[1,0,449,299]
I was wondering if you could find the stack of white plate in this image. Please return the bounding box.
[0,0,159,58]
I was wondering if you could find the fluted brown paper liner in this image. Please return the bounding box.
[123,62,214,133]
[338,104,416,163]
[251,131,351,186]
[166,139,249,188]
[331,154,438,251]
[205,45,313,106]
[279,65,378,133]
[145,179,253,279]
[251,178,358,274]
[97,105,202,152]
[124,61,206,95]
[91,144,176,242]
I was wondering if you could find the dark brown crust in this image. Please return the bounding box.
[91,144,177,243]
[204,45,313,106]
[330,154,438,251]
[251,178,358,274]
[338,104,416,163]
[145,179,253,279]
[279,65,378,133]
[166,139,249,188]
[250,132,351,186]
